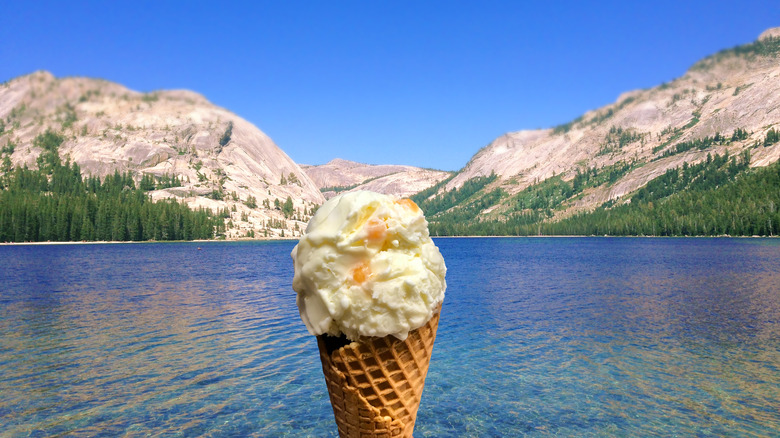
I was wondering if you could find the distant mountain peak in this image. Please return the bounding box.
[303,159,451,199]
[758,27,780,41]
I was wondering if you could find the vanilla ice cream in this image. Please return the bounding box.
[292,191,446,341]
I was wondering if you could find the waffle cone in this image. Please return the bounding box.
[316,307,441,438]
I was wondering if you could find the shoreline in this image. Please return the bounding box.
[1,235,777,246]
[432,234,777,238]
[0,238,299,246]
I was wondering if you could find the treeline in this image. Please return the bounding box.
[572,161,634,192]
[632,152,749,203]
[424,161,636,231]
[510,161,634,215]
[139,173,182,191]
[429,187,506,225]
[429,150,780,236]
[669,129,747,157]
[655,127,750,158]
[543,151,769,236]
[0,131,221,242]
[412,173,497,217]
[599,126,645,155]
[692,34,780,71]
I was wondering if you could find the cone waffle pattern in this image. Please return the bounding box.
[317,309,440,438]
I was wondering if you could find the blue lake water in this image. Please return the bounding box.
[1,238,779,437]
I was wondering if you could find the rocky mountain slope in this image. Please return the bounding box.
[302,158,451,199]
[0,71,324,238]
[3,28,779,239]
[424,27,780,224]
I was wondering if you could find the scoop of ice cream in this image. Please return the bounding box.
[292,191,446,341]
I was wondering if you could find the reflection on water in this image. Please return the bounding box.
[421,238,780,437]
[1,238,780,436]
[0,242,332,437]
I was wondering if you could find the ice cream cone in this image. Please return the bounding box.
[316,306,441,438]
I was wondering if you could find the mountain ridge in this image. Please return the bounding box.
[0,71,324,238]
[425,27,780,228]
[2,27,779,239]
[302,158,451,199]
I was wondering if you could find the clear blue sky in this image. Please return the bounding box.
[1,1,778,171]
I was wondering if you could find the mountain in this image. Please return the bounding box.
[4,28,779,240]
[302,158,452,199]
[418,27,780,233]
[0,71,325,238]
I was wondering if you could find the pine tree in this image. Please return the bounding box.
[283,196,294,218]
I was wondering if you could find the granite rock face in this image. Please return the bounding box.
[0,71,324,238]
[436,28,780,220]
[302,159,451,199]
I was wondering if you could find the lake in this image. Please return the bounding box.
[1,238,779,437]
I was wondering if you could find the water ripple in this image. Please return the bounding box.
[1,239,780,436]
